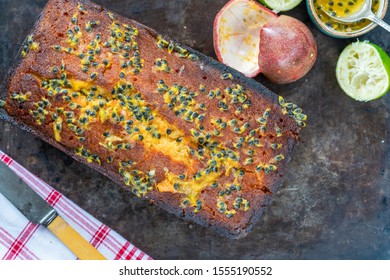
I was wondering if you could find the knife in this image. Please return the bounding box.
[0,161,106,260]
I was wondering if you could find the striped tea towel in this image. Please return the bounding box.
[0,150,152,260]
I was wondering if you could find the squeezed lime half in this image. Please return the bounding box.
[259,0,303,11]
[336,42,390,102]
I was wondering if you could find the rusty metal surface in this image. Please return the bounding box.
[0,0,389,259]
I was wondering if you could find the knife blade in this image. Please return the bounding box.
[0,161,106,260]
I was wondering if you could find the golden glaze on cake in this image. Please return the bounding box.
[1,0,306,238]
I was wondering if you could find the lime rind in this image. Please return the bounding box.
[259,0,303,12]
[336,42,390,102]
[372,43,390,87]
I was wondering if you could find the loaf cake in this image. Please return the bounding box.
[0,0,306,238]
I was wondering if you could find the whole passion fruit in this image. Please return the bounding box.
[258,15,317,84]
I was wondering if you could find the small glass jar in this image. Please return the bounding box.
[306,0,388,38]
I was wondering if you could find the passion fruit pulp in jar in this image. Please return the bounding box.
[314,0,381,32]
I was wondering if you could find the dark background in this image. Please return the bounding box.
[0,0,389,259]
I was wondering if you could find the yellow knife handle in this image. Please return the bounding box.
[47,215,106,260]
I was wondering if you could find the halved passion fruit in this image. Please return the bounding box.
[213,0,277,77]
[214,0,317,83]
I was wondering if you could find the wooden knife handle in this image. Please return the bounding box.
[47,215,106,260]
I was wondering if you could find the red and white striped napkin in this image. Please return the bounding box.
[0,150,152,260]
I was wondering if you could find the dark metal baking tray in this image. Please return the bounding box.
[0,0,389,259]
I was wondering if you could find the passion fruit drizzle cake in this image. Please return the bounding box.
[0,0,306,238]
